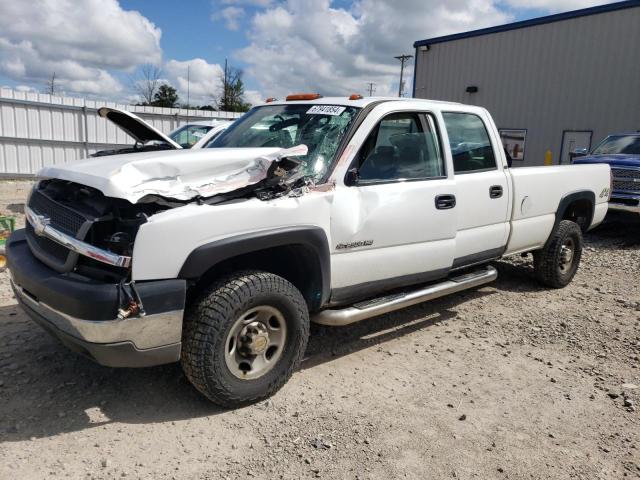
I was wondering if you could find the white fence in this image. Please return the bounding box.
[0,88,243,176]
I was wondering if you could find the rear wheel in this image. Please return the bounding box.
[533,220,583,288]
[181,271,309,407]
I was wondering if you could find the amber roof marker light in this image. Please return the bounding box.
[285,93,322,101]
[265,97,278,103]
[349,94,363,100]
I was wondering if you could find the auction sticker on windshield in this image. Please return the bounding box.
[307,105,346,116]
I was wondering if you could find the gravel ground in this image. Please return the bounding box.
[0,180,638,480]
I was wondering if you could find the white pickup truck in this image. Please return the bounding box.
[7,95,610,406]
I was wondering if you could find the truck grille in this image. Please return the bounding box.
[28,189,86,236]
[25,188,92,272]
[25,221,70,263]
[612,167,640,193]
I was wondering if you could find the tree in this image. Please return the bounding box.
[214,61,251,112]
[133,64,162,105]
[151,83,179,108]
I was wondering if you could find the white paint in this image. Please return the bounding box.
[452,170,510,260]
[504,214,556,254]
[132,192,333,280]
[38,145,307,203]
[191,122,233,149]
[130,98,610,286]
[504,163,610,253]
[30,96,611,295]
[591,202,608,230]
[329,178,457,288]
[97,107,182,148]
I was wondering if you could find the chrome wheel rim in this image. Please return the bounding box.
[559,238,575,273]
[224,306,287,380]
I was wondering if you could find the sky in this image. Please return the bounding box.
[0,0,618,107]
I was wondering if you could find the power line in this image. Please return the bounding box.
[394,54,413,97]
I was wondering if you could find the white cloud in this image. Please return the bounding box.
[244,89,265,106]
[236,0,511,98]
[0,0,161,96]
[164,58,224,105]
[212,6,245,30]
[504,0,617,12]
[220,0,273,6]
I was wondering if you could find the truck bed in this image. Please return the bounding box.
[505,164,610,255]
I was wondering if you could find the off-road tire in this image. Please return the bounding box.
[533,220,583,288]
[181,271,309,407]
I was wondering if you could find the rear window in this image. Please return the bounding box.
[443,113,497,174]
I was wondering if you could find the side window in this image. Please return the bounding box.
[442,113,497,174]
[356,112,444,183]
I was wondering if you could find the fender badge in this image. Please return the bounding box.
[335,240,373,250]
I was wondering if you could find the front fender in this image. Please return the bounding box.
[178,226,331,307]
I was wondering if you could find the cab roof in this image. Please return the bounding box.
[262,96,462,109]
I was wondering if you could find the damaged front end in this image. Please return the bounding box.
[134,145,313,207]
[7,147,320,367]
[22,178,169,321]
[24,144,312,296]
[9,145,315,366]
[16,145,311,324]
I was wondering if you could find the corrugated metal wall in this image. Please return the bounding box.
[414,6,640,166]
[0,88,244,175]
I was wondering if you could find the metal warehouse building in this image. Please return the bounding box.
[412,0,640,166]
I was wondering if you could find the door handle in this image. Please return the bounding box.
[435,194,456,210]
[489,185,503,199]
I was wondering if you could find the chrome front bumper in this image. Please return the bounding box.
[12,280,182,349]
[7,230,185,367]
[12,279,183,367]
[12,280,183,367]
[609,194,640,214]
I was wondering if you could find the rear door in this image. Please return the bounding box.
[329,110,457,303]
[442,111,510,268]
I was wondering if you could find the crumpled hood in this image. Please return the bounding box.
[38,145,308,203]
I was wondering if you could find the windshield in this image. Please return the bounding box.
[209,104,360,181]
[592,135,640,155]
[169,125,213,148]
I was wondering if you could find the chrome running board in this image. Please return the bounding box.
[312,266,497,326]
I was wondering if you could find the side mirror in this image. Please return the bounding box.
[570,148,589,161]
[345,168,359,186]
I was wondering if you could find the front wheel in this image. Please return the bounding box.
[533,220,583,288]
[181,271,309,407]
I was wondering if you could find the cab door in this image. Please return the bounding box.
[329,110,457,304]
[441,111,510,268]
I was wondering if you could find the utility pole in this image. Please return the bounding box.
[394,54,413,97]
[187,64,190,108]
[366,82,376,96]
[186,64,190,132]
[223,57,228,111]
[46,72,56,96]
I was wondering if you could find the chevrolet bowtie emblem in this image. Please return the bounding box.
[28,211,50,236]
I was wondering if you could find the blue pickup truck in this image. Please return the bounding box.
[573,133,640,215]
